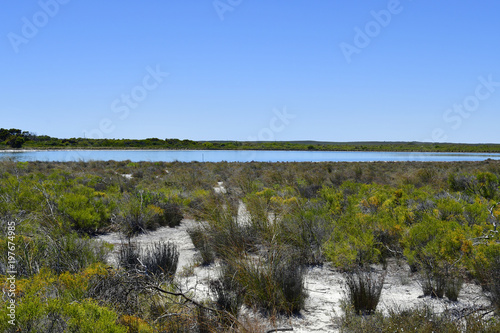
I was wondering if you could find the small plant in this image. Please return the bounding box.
[336,304,500,333]
[420,268,446,298]
[3,233,111,278]
[141,241,179,281]
[118,240,142,270]
[158,201,183,227]
[85,268,146,316]
[484,254,500,313]
[444,270,463,302]
[210,264,245,315]
[343,268,385,315]
[229,249,307,315]
[118,240,179,281]
[118,192,184,237]
[178,262,196,277]
[418,261,463,300]
[187,226,215,265]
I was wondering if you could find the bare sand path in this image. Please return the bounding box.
[97,182,491,332]
[97,219,490,332]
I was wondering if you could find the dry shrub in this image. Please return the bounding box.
[343,268,385,315]
[187,226,215,265]
[337,304,500,333]
[227,249,307,315]
[118,240,179,281]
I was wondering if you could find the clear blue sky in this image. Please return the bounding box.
[1,0,499,143]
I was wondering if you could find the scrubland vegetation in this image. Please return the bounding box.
[1,159,500,332]
[2,127,500,152]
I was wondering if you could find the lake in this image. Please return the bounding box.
[1,150,500,163]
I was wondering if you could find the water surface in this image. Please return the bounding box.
[1,150,500,162]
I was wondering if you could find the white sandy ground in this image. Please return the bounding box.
[97,183,492,333]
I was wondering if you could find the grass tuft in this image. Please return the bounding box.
[343,268,385,315]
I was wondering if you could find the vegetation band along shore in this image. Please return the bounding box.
[2,128,500,152]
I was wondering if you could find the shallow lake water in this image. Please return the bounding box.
[1,149,500,162]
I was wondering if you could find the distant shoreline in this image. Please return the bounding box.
[3,128,500,153]
[2,147,500,154]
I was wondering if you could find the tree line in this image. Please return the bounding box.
[2,127,500,152]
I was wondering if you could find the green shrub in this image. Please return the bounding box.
[1,233,111,277]
[277,200,331,265]
[210,264,245,318]
[85,268,145,316]
[187,226,215,265]
[448,172,499,200]
[190,192,255,262]
[141,241,179,281]
[0,298,128,333]
[118,191,183,237]
[157,201,183,227]
[403,213,470,299]
[229,249,306,315]
[343,268,385,315]
[444,269,463,302]
[0,268,127,333]
[117,241,141,270]
[324,229,381,270]
[474,245,500,312]
[337,304,500,333]
[57,189,113,233]
[117,240,178,280]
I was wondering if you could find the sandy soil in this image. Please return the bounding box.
[96,183,492,332]
[97,221,491,333]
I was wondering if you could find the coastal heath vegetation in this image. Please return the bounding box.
[0,159,499,331]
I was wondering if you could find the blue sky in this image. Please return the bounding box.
[1,0,499,143]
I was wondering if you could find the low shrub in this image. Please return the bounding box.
[343,268,385,315]
[118,192,184,237]
[471,243,500,312]
[420,268,446,298]
[188,201,255,265]
[418,263,463,300]
[336,304,500,333]
[0,268,127,333]
[85,268,145,316]
[118,241,142,270]
[210,264,245,317]
[1,233,111,277]
[277,201,331,265]
[445,271,463,302]
[484,255,500,313]
[187,226,215,265]
[229,249,307,315]
[118,240,179,281]
[141,241,179,280]
[0,297,128,333]
[158,201,183,227]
